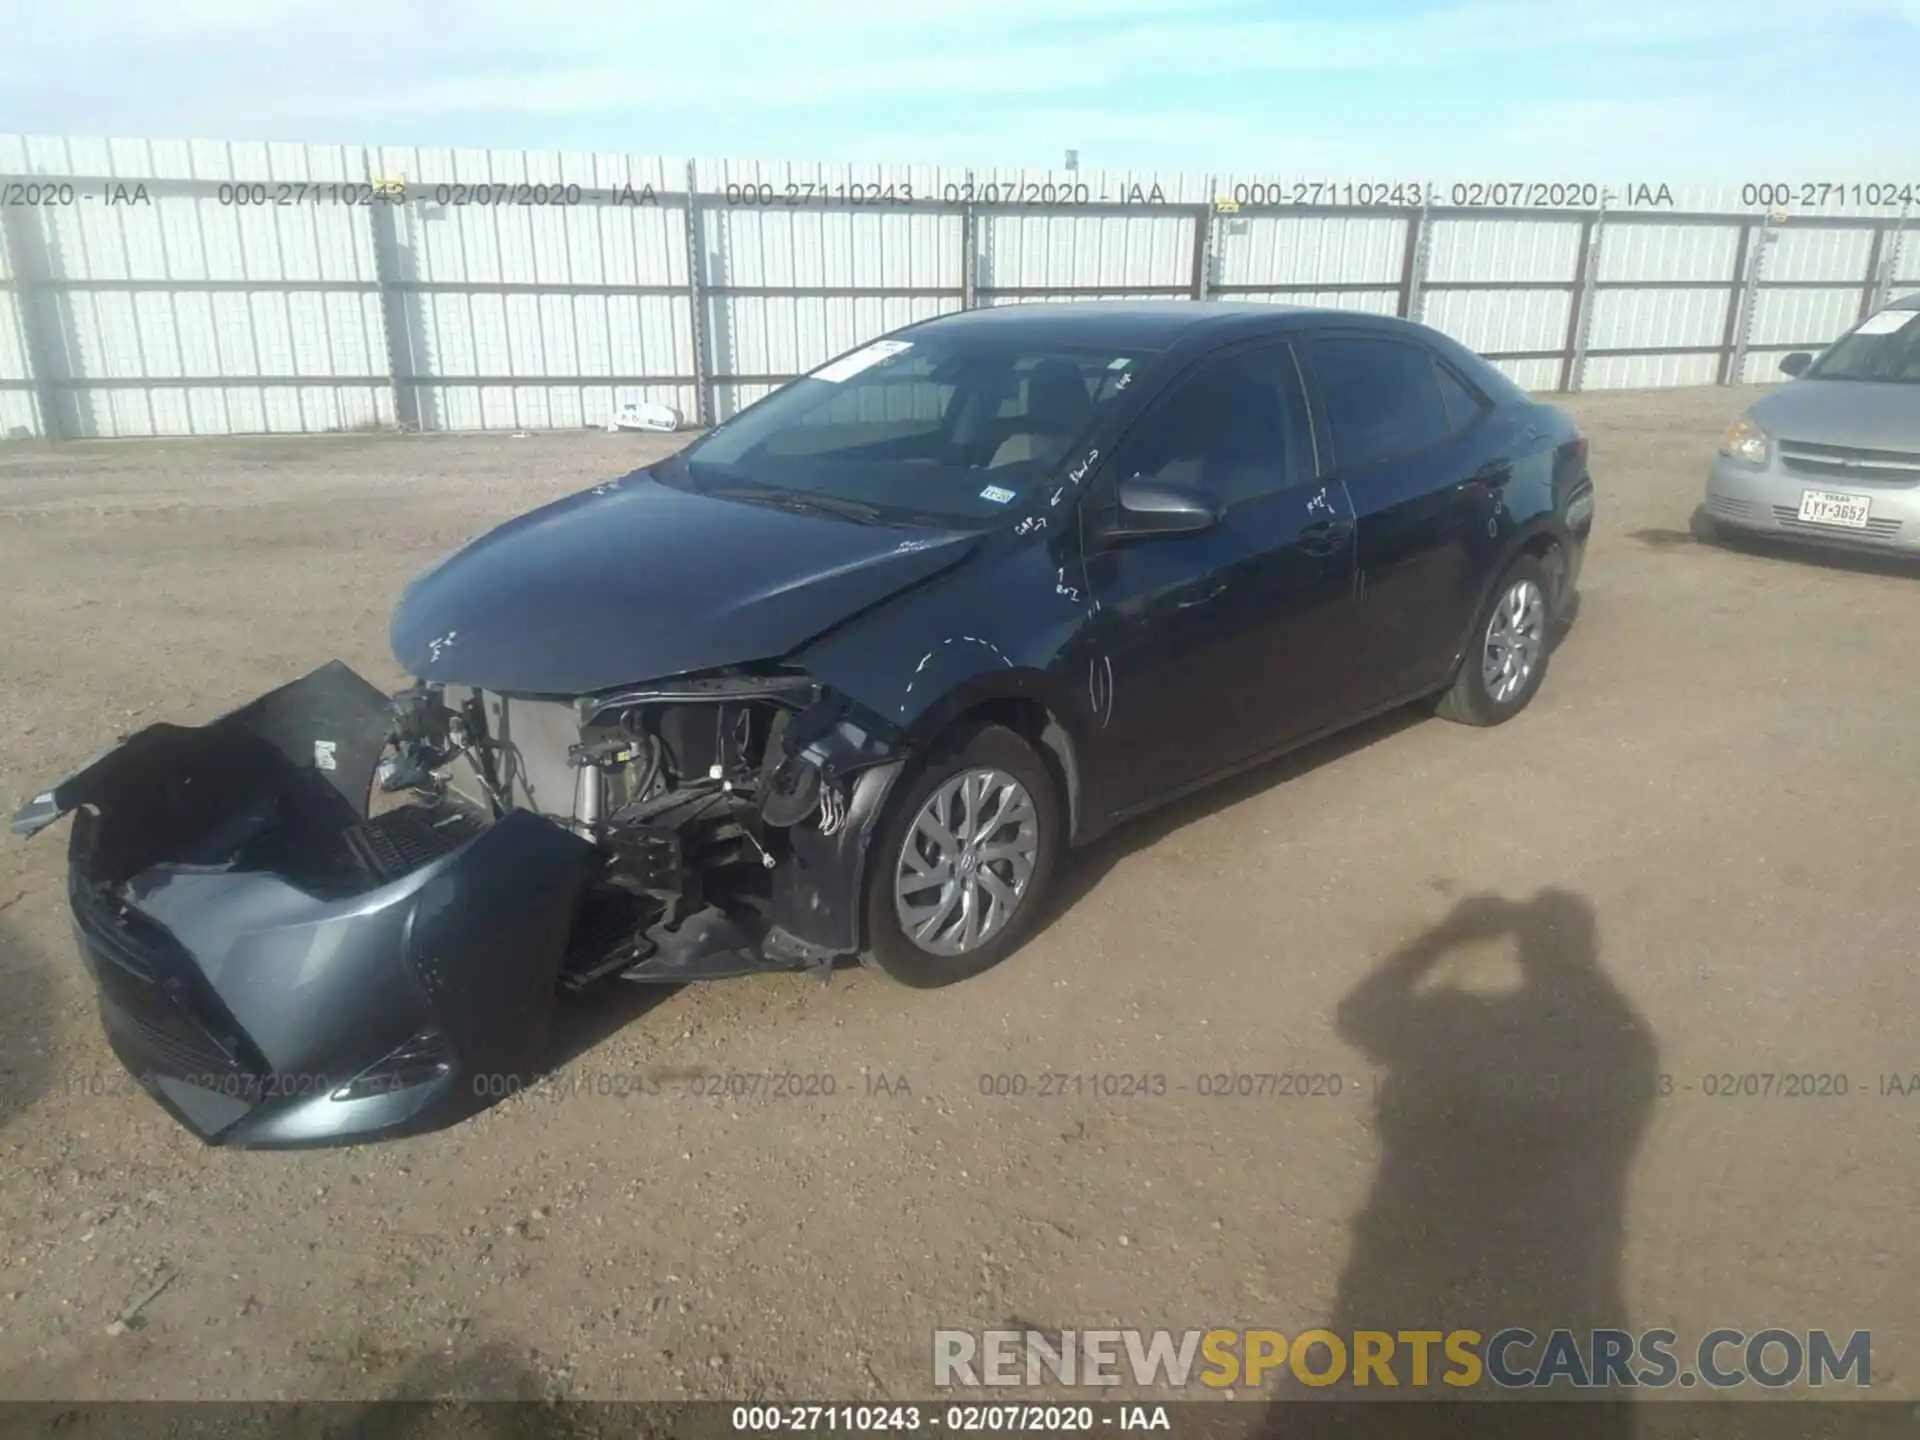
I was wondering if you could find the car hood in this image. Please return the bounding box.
[1749,380,1920,452]
[390,470,981,695]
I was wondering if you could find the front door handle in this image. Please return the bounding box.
[1175,579,1230,609]
[1300,516,1354,555]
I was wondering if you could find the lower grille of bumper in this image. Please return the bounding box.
[102,1001,248,1082]
[1769,506,1904,540]
[73,885,258,1083]
[1706,495,1754,520]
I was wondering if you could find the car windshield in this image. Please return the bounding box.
[661,331,1154,528]
[1803,308,1920,384]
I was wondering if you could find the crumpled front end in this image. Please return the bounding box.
[14,662,598,1149]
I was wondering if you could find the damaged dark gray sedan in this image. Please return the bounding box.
[12,302,1594,1149]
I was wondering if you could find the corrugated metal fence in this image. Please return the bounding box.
[2,135,1915,439]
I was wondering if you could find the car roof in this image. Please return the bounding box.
[1887,293,1920,311]
[904,299,1413,349]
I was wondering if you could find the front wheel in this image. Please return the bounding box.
[860,723,1063,988]
[1436,555,1554,727]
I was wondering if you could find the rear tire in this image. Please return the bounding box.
[860,723,1062,988]
[1436,555,1554,728]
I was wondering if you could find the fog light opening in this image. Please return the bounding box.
[331,1027,455,1102]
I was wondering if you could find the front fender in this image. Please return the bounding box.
[769,535,1101,951]
[795,531,1094,738]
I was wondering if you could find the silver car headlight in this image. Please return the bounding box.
[1718,415,1771,467]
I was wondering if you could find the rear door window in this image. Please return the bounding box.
[1307,336,1454,470]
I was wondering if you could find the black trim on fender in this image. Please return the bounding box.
[768,760,907,961]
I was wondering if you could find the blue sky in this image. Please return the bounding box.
[3,0,1917,178]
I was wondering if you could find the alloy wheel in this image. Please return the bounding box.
[1482,577,1547,706]
[893,768,1042,956]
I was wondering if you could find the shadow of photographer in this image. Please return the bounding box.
[1261,888,1659,1438]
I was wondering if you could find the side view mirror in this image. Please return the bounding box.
[1779,351,1813,378]
[1100,474,1221,540]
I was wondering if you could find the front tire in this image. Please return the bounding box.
[1436,555,1554,728]
[860,723,1063,988]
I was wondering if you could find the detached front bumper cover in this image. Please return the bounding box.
[12,661,599,1149]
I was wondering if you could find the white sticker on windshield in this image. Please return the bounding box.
[810,340,913,384]
[979,485,1017,504]
[1854,309,1913,336]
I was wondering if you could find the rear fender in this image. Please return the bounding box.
[1448,514,1579,678]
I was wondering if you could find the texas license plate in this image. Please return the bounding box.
[1796,489,1872,529]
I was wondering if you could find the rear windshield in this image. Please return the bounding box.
[662,332,1155,529]
[1804,308,1920,384]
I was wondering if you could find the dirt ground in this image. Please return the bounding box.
[0,388,1914,1410]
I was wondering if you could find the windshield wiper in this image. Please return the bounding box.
[703,481,885,524]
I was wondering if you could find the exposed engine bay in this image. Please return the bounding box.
[370,668,903,987]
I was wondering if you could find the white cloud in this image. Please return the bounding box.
[2,0,1913,175]
[143,0,1916,119]
[857,93,1917,179]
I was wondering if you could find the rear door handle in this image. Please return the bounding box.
[1300,517,1353,555]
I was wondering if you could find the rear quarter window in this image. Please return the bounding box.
[1434,360,1492,432]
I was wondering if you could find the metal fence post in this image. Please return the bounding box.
[362,146,416,431]
[1860,223,1889,324]
[1714,221,1754,386]
[1399,193,1434,324]
[1395,210,1419,318]
[1889,208,1914,306]
[961,169,977,310]
[1726,213,1775,386]
[1867,202,1909,316]
[1564,198,1607,393]
[1190,176,1216,301]
[0,197,68,439]
[684,158,711,428]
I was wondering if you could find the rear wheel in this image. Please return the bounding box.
[860,723,1062,988]
[1436,555,1553,727]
